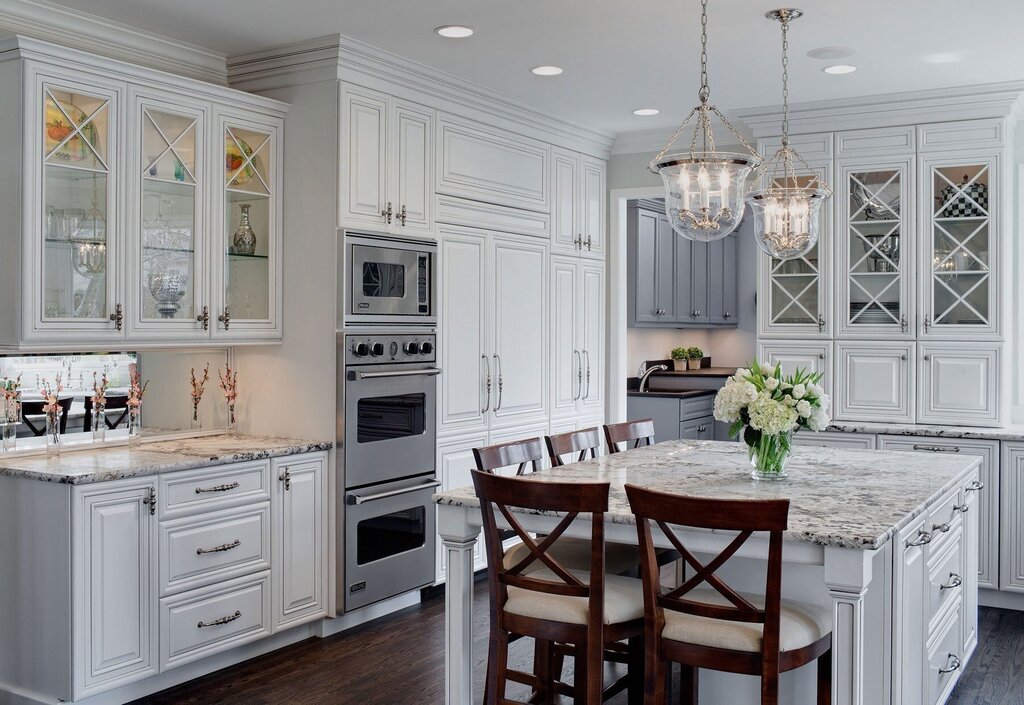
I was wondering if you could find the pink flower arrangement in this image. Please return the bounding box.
[219,367,238,427]
[190,364,210,408]
[1,374,21,401]
[91,370,109,408]
[127,368,148,409]
[40,374,63,415]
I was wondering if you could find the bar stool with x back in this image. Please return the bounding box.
[604,419,656,454]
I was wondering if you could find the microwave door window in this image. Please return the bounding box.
[362,261,405,298]
[357,393,427,443]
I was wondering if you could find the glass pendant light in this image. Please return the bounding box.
[649,0,760,242]
[746,9,831,260]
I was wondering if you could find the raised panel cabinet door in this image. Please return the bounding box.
[74,481,158,697]
[681,416,715,441]
[878,436,998,590]
[1000,443,1024,592]
[391,100,433,235]
[551,148,580,254]
[439,229,489,431]
[550,256,580,420]
[272,454,327,629]
[707,234,738,324]
[340,86,389,228]
[757,340,832,402]
[688,241,709,323]
[580,155,606,258]
[834,342,915,423]
[962,471,981,657]
[492,236,548,425]
[580,263,605,415]
[436,433,489,583]
[893,513,929,705]
[917,344,999,426]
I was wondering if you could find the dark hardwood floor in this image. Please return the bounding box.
[134,593,1024,705]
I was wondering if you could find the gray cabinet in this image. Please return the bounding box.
[627,393,731,443]
[628,199,738,328]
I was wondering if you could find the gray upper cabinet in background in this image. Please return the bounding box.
[628,199,739,328]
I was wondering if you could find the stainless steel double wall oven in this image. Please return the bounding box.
[338,232,439,612]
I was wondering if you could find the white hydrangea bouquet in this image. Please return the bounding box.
[713,360,831,480]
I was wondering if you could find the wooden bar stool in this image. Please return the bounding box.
[473,470,644,705]
[604,419,656,454]
[625,485,832,705]
[545,427,602,466]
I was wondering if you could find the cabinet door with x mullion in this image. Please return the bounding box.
[836,155,915,339]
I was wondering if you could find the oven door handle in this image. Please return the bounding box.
[348,480,441,505]
[350,368,442,380]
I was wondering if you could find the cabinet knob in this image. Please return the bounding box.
[109,303,123,331]
[923,354,931,361]
[218,307,231,331]
[585,235,592,251]
[280,469,291,491]
[381,201,393,224]
[901,354,908,361]
[397,204,407,226]
[142,487,157,516]
[197,305,209,330]
[818,352,825,359]
[574,234,583,250]
[817,315,826,332]
[722,312,732,319]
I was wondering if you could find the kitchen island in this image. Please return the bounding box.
[436,440,982,705]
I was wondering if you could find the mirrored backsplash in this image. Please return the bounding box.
[0,349,231,450]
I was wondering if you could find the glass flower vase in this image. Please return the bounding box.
[46,409,61,457]
[127,407,142,446]
[2,395,21,451]
[191,405,202,430]
[92,404,106,443]
[748,431,792,481]
[226,403,237,434]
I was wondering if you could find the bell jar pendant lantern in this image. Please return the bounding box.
[649,0,761,242]
[746,8,832,260]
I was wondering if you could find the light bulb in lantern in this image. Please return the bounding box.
[746,187,828,260]
[652,153,756,242]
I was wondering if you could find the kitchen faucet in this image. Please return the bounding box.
[637,364,668,392]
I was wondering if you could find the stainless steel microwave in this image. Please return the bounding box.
[342,232,436,326]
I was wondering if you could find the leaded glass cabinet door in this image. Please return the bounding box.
[837,158,914,338]
[34,75,123,340]
[214,111,282,340]
[920,153,1000,340]
[756,153,833,339]
[128,94,208,340]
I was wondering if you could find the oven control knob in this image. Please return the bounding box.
[352,342,369,357]
[420,342,434,355]
[403,342,420,355]
[369,342,385,357]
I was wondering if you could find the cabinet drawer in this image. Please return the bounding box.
[160,461,271,519]
[160,572,271,670]
[792,430,875,450]
[927,605,964,705]
[160,503,270,596]
[926,526,963,633]
[926,485,964,557]
[680,394,714,421]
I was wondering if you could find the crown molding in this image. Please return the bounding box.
[736,81,1024,139]
[227,34,615,158]
[0,0,227,84]
[611,123,754,157]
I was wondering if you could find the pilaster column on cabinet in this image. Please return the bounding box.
[438,506,481,705]
[824,547,876,705]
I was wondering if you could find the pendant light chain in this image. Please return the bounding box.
[779,10,791,146]
[698,0,710,104]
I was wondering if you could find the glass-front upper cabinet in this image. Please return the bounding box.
[920,154,999,339]
[837,158,914,338]
[129,95,208,340]
[215,112,282,339]
[38,78,122,338]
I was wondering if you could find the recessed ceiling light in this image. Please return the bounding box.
[435,25,474,38]
[807,46,856,60]
[823,64,857,75]
[531,65,563,76]
[632,108,660,116]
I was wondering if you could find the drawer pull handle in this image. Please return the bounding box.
[197,610,241,629]
[911,444,960,453]
[940,573,962,590]
[195,481,241,494]
[906,530,932,548]
[938,653,961,675]
[196,539,241,555]
[966,480,984,493]
[932,522,951,534]
[953,503,969,514]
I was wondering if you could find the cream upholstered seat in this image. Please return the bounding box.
[502,539,644,576]
[504,568,645,626]
[662,588,832,653]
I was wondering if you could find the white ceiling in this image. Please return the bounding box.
[46,0,1024,136]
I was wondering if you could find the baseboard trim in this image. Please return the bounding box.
[979,588,1024,611]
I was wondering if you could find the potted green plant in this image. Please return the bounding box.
[686,346,705,370]
[670,347,688,371]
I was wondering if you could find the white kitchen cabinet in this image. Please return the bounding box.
[917,344,1000,425]
[892,508,934,705]
[550,149,605,258]
[880,436,998,590]
[792,430,876,450]
[0,39,287,350]
[1000,442,1024,592]
[271,454,328,630]
[579,263,605,415]
[834,341,915,423]
[756,340,833,401]
[550,257,605,424]
[436,114,549,213]
[73,480,159,697]
[339,84,434,236]
[579,155,606,259]
[439,226,548,434]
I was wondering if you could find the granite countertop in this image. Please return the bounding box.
[627,389,716,399]
[0,434,333,484]
[435,439,980,550]
[827,421,1024,443]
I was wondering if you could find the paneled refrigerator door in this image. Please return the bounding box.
[837,157,914,339]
